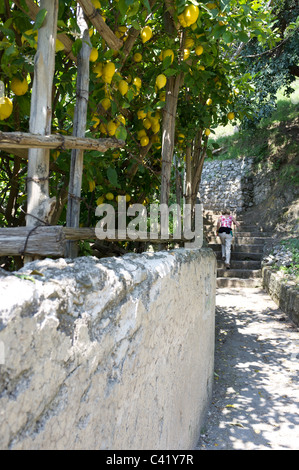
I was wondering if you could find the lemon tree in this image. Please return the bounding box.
[0,0,278,246]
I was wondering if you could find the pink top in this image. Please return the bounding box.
[219,215,233,228]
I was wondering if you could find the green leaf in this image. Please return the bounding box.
[72,38,82,57]
[107,167,120,188]
[115,126,127,141]
[238,31,250,43]
[33,8,47,30]
[164,68,177,77]
[142,0,152,13]
[223,31,234,43]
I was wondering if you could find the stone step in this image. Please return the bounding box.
[207,236,270,244]
[217,268,261,279]
[217,260,261,270]
[217,277,262,288]
[205,228,272,236]
[215,251,263,261]
[209,243,264,253]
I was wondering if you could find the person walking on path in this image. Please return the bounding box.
[216,209,240,269]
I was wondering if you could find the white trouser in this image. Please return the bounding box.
[219,232,233,264]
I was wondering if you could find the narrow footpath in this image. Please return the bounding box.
[195,287,299,450]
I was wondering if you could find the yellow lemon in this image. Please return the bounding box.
[137,109,147,120]
[52,150,60,161]
[133,77,141,88]
[0,97,13,120]
[105,192,114,200]
[183,48,190,61]
[162,49,174,63]
[107,120,117,136]
[185,37,194,49]
[141,26,152,43]
[91,115,100,128]
[205,129,211,136]
[195,45,204,56]
[99,123,107,134]
[133,52,142,62]
[92,0,101,8]
[184,5,199,26]
[89,47,98,62]
[227,112,235,120]
[21,29,38,45]
[125,194,131,202]
[112,150,120,159]
[102,62,115,83]
[178,13,188,28]
[177,133,185,143]
[11,77,28,96]
[118,79,129,96]
[101,97,111,110]
[159,91,166,101]
[206,98,213,106]
[137,129,147,140]
[140,135,149,147]
[97,195,105,205]
[155,74,167,89]
[55,38,64,52]
[151,121,160,134]
[89,180,96,192]
[116,114,126,126]
[93,62,103,77]
[143,118,152,129]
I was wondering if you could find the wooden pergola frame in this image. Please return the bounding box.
[0,0,127,261]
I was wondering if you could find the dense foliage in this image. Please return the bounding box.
[0,1,292,262]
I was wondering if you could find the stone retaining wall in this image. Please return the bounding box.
[262,267,299,326]
[0,248,216,450]
[199,157,274,213]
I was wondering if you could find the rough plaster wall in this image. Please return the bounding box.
[0,248,216,450]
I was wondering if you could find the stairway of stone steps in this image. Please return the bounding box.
[204,211,273,288]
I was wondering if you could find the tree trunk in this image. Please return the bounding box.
[65,6,91,258]
[26,0,58,235]
[160,74,182,206]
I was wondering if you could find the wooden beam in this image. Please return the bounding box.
[0,132,124,152]
[0,226,65,257]
[0,226,187,257]
[63,227,189,243]
[77,0,123,50]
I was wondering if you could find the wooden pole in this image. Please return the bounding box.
[25,0,58,262]
[65,5,91,258]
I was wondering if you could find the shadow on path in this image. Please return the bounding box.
[196,287,299,450]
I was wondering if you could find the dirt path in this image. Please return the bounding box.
[196,287,299,450]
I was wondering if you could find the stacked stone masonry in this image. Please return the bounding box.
[199,157,273,213]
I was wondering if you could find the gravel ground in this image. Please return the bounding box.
[195,287,299,450]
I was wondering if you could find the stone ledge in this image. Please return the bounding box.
[262,266,299,326]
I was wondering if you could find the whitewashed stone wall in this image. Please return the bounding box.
[0,248,216,450]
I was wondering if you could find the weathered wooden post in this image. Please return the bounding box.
[65,5,91,258]
[26,0,58,240]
